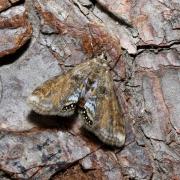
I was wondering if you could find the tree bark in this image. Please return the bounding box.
[0,0,179,179]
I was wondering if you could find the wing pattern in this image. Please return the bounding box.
[27,57,125,147]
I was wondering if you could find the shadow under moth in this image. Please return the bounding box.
[27,56,125,147]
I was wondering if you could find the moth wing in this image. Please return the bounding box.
[80,67,125,147]
[27,60,95,116]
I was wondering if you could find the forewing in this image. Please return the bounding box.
[27,60,95,116]
[80,65,125,147]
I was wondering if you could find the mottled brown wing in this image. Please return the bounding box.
[79,65,125,147]
[27,59,97,116]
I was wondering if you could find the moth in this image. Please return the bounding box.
[27,56,125,147]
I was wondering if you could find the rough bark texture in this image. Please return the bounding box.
[0,0,179,179]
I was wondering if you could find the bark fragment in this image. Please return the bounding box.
[0,5,32,57]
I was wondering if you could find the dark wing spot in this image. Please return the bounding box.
[62,103,76,111]
[80,108,93,126]
[89,120,93,125]
[98,86,106,95]
[72,74,82,82]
